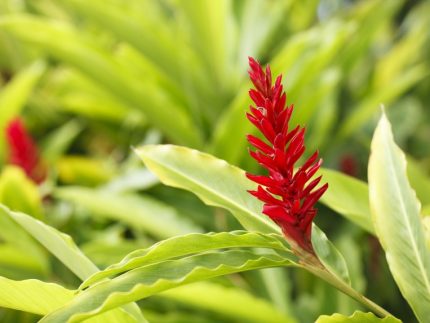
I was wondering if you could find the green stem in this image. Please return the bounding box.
[306,265,392,318]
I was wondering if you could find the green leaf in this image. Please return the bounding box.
[0,166,44,220]
[260,267,295,317]
[0,207,49,277]
[423,217,430,249]
[135,145,356,305]
[319,168,373,234]
[55,187,203,239]
[316,311,401,323]
[0,277,146,323]
[0,60,45,161]
[80,230,295,289]
[101,169,158,194]
[41,119,83,163]
[63,0,203,89]
[159,281,297,323]
[0,15,202,147]
[41,250,294,322]
[337,64,428,142]
[406,157,430,208]
[135,145,280,234]
[57,156,115,186]
[178,0,235,89]
[0,276,73,315]
[0,203,98,280]
[368,113,430,321]
[0,244,47,279]
[0,204,146,322]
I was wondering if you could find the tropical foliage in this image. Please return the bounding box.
[0,0,429,322]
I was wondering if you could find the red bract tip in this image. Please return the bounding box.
[246,58,328,253]
[5,118,47,184]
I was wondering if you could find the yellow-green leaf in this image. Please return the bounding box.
[368,113,430,322]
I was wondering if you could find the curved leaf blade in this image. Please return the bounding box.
[0,277,73,315]
[41,250,294,322]
[0,204,146,322]
[80,230,295,289]
[368,113,430,321]
[0,204,98,280]
[135,145,280,234]
[135,145,351,287]
[0,277,146,323]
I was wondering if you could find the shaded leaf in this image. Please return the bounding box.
[55,186,203,239]
[0,60,45,161]
[159,281,296,323]
[319,168,373,233]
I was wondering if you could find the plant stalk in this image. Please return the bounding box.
[306,264,393,318]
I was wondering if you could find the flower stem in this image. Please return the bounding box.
[305,265,393,318]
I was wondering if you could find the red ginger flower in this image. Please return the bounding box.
[5,118,47,184]
[246,57,328,253]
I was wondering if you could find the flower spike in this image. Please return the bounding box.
[5,118,47,184]
[246,57,328,253]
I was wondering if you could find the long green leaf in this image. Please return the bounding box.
[0,15,201,147]
[41,250,294,322]
[0,277,145,322]
[0,166,44,220]
[368,113,430,321]
[80,230,295,289]
[135,145,351,285]
[0,277,73,315]
[319,168,373,234]
[0,204,98,280]
[337,64,428,142]
[0,244,46,279]
[0,206,49,277]
[0,204,146,322]
[135,145,279,234]
[178,0,234,90]
[55,187,202,239]
[63,0,204,89]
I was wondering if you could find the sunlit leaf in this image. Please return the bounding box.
[369,113,430,321]
[80,230,294,289]
[0,277,73,315]
[42,250,294,322]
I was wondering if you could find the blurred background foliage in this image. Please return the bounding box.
[0,0,429,322]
